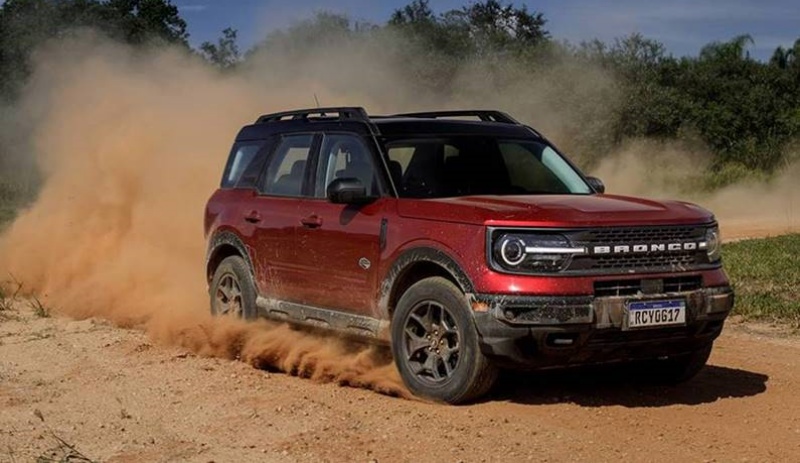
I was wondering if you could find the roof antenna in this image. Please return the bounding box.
[314,93,321,108]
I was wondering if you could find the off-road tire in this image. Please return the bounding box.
[209,255,258,320]
[391,277,498,404]
[645,343,713,384]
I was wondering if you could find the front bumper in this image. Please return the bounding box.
[472,286,734,368]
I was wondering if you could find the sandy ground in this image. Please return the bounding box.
[1,302,799,463]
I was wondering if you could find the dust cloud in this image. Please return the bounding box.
[591,140,799,240]
[0,28,796,399]
[0,35,409,398]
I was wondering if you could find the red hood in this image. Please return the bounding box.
[397,194,715,227]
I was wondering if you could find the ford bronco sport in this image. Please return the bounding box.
[204,107,733,404]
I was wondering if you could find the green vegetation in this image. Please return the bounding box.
[0,177,35,228]
[0,180,21,227]
[243,1,800,176]
[30,295,51,318]
[0,275,22,316]
[2,0,800,191]
[0,202,16,227]
[0,0,188,100]
[723,234,800,327]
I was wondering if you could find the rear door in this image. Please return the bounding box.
[294,133,389,317]
[245,133,318,301]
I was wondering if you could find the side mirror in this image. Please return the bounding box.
[327,178,374,204]
[586,176,605,194]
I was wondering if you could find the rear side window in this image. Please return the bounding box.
[221,142,265,188]
[261,134,314,197]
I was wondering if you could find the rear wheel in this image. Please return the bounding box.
[209,255,258,320]
[391,277,498,404]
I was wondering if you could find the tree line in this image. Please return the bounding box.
[1,0,799,183]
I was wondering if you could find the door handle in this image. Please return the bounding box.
[301,215,323,228]
[244,211,262,223]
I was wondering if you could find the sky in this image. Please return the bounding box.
[175,0,800,61]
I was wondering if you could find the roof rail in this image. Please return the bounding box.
[388,110,521,125]
[256,107,370,124]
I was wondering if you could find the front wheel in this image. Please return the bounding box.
[391,277,498,404]
[209,255,258,320]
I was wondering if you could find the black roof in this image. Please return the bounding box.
[371,118,535,138]
[236,107,541,141]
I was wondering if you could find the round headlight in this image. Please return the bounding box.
[500,237,526,266]
[705,227,721,262]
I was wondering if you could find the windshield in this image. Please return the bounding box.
[383,137,591,198]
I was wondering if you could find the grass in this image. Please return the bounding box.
[30,296,51,318]
[31,409,96,463]
[723,234,800,327]
[0,275,23,313]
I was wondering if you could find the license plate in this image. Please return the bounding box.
[625,299,686,330]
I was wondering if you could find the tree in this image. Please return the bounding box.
[102,0,188,45]
[0,0,189,100]
[770,46,793,69]
[441,0,549,54]
[770,39,800,70]
[699,34,754,61]
[256,11,357,53]
[389,0,434,25]
[201,28,241,70]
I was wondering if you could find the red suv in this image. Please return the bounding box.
[204,107,733,403]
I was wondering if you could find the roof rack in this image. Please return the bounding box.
[256,107,370,124]
[388,110,521,125]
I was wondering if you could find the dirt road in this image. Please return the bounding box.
[1,302,798,463]
[721,218,798,242]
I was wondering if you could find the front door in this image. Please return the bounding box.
[294,133,387,317]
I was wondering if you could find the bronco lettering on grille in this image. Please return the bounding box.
[592,242,705,255]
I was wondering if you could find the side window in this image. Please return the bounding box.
[261,134,314,197]
[315,134,379,198]
[386,146,414,175]
[386,140,456,198]
[222,142,264,188]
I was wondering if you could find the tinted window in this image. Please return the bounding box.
[222,142,264,188]
[498,143,589,194]
[385,137,590,198]
[315,134,379,198]
[261,134,314,197]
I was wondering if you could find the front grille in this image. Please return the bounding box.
[663,275,703,293]
[591,252,698,270]
[564,225,713,274]
[587,226,703,243]
[594,279,642,297]
[594,276,702,297]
